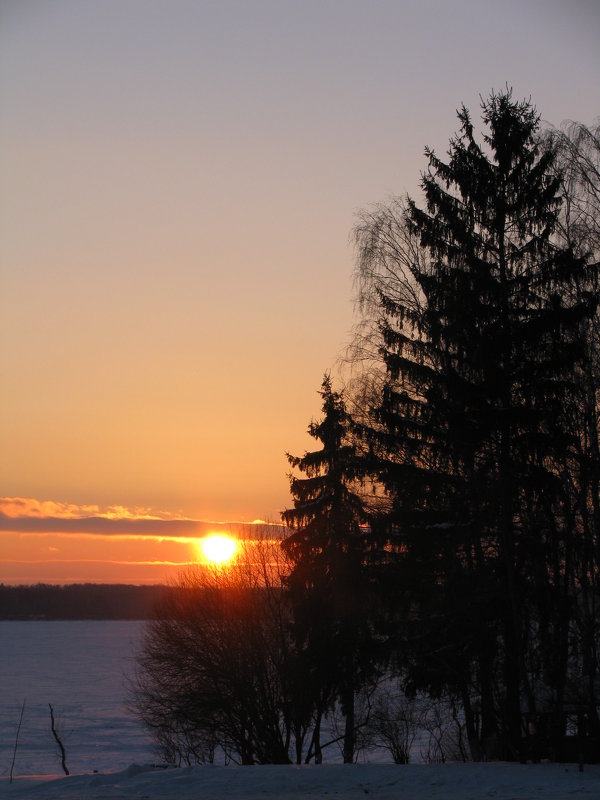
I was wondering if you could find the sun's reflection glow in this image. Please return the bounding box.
[196,534,237,565]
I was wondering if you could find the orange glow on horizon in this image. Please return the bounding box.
[0,530,198,585]
[0,500,287,584]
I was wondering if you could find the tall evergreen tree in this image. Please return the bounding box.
[353,90,596,759]
[282,375,373,763]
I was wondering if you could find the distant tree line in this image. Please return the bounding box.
[0,583,169,619]
[133,89,600,765]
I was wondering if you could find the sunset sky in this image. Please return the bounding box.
[1,0,599,584]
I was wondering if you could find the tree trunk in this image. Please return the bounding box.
[342,685,355,764]
[461,684,482,761]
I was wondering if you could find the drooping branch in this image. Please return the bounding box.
[49,703,69,775]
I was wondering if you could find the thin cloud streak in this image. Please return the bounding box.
[0,497,286,538]
[0,497,183,521]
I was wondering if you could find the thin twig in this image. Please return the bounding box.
[9,698,26,784]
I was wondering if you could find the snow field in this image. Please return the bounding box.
[2,762,600,800]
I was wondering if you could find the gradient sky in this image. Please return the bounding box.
[1,1,599,583]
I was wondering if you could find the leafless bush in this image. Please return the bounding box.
[131,534,302,765]
[368,683,427,764]
[420,697,469,763]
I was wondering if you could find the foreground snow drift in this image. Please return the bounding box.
[2,762,600,800]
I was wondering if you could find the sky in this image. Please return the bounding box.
[1,0,599,584]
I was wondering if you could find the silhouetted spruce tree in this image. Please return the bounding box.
[282,375,373,763]
[354,90,596,760]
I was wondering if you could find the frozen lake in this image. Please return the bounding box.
[0,621,155,778]
[2,623,600,799]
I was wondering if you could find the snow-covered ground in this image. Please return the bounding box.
[2,762,600,799]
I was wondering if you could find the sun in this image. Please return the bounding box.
[197,534,237,566]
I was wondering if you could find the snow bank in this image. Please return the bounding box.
[2,762,599,800]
